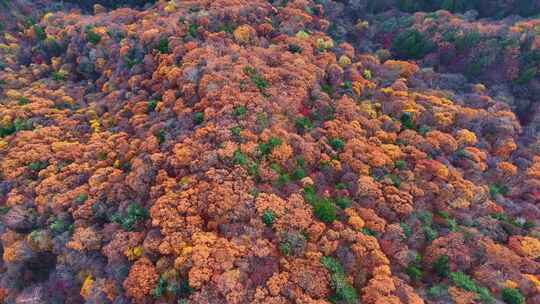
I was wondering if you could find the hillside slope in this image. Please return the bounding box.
[0,1,540,303]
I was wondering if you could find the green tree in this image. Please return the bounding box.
[391,29,434,59]
[433,255,450,277]
[501,288,525,304]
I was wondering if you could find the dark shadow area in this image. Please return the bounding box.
[23,252,57,284]
[62,0,156,11]
[359,0,540,18]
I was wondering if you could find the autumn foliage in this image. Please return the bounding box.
[0,0,539,303]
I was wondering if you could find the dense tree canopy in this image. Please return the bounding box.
[0,0,539,303]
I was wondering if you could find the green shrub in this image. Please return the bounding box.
[188,23,198,38]
[233,150,248,166]
[361,227,377,237]
[427,284,449,299]
[272,164,291,187]
[321,84,333,95]
[52,71,67,81]
[321,256,358,304]
[489,184,509,198]
[313,198,337,223]
[418,124,431,135]
[303,185,317,204]
[501,288,525,304]
[233,106,247,117]
[400,222,412,238]
[288,44,303,53]
[124,53,142,69]
[174,278,193,299]
[433,255,450,278]
[258,137,282,156]
[490,212,535,230]
[18,97,30,105]
[112,203,148,231]
[262,209,276,227]
[28,161,48,172]
[464,60,484,79]
[400,112,415,129]
[147,100,158,112]
[74,194,88,204]
[515,67,537,85]
[423,226,438,242]
[454,30,481,53]
[330,274,357,304]
[193,112,204,125]
[279,241,291,255]
[335,197,351,209]
[387,174,401,188]
[450,272,495,304]
[279,231,306,256]
[341,81,353,93]
[418,212,437,241]
[247,162,259,178]
[363,69,372,80]
[522,219,536,230]
[153,275,192,299]
[328,138,345,151]
[310,105,334,122]
[156,37,169,53]
[152,276,167,298]
[335,182,347,190]
[394,160,407,170]
[256,112,269,129]
[34,25,47,40]
[437,211,458,231]
[50,218,72,234]
[154,129,166,145]
[477,288,496,304]
[85,28,101,44]
[291,167,306,181]
[217,22,235,34]
[295,116,313,133]
[321,256,343,274]
[1,118,33,137]
[243,66,269,93]
[40,37,67,59]
[405,264,423,281]
[418,211,433,226]
[391,29,434,59]
[230,126,242,138]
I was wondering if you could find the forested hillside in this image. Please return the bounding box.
[0,1,539,303]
